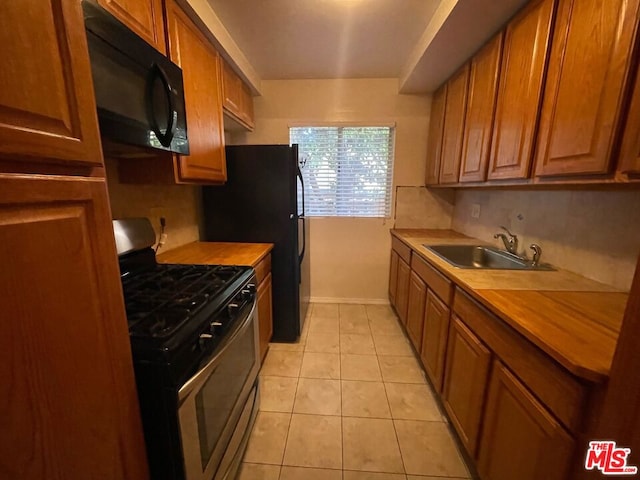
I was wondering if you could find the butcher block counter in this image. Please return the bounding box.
[157,241,273,268]
[158,242,274,361]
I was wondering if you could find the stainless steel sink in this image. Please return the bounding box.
[424,244,554,270]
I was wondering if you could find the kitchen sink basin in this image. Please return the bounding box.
[424,244,554,270]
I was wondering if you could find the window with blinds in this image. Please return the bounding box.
[290,126,395,218]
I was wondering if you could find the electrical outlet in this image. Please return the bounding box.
[471,203,481,219]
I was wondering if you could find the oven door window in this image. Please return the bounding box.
[195,323,256,469]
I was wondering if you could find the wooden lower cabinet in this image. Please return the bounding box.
[477,361,574,480]
[257,273,273,362]
[396,258,411,325]
[389,249,399,306]
[0,175,149,480]
[406,271,427,350]
[443,316,492,456]
[421,290,450,393]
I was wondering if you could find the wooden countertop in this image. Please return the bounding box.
[391,229,628,383]
[157,242,273,267]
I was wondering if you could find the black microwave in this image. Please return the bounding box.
[83,1,189,155]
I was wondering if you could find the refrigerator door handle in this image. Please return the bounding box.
[297,166,306,265]
[299,215,306,267]
[297,166,305,217]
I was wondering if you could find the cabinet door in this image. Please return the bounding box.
[487,0,555,180]
[222,59,242,114]
[166,0,227,183]
[459,34,503,183]
[421,290,450,393]
[478,361,574,480]
[425,84,447,185]
[257,273,273,362]
[389,249,399,306]
[97,0,166,53]
[396,258,411,325]
[0,0,103,169]
[619,63,640,175]
[406,271,427,351]
[240,81,255,129]
[534,0,640,177]
[0,175,148,480]
[439,64,470,184]
[443,316,491,456]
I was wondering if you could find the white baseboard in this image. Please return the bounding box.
[309,297,390,305]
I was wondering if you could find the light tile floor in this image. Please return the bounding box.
[239,303,472,480]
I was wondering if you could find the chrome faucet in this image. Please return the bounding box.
[494,226,518,254]
[529,244,542,266]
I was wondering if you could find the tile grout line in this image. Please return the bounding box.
[275,324,306,480]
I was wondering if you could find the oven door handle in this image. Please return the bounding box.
[178,299,257,402]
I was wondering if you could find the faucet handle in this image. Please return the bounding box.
[529,244,542,266]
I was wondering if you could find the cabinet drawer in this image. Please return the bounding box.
[254,254,271,285]
[453,289,587,432]
[391,236,411,264]
[411,254,453,305]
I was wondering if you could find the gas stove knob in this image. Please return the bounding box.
[227,302,239,317]
[241,283,256,300]
[198,333,213,350]
[210,321,223,334]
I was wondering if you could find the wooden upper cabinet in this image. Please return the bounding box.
[425,84,447,186]
[487,0,555,180]
[619,63,640,175]
[478,361,574,480]
[97,0,166,53]
[406,271,427,351]
[221,59,255,130]
[443,316,492,456]
[222,60,242,113]
[0,175,149,480]
[459,34,503,183]
[0,0,103,170]
[165,0,226,183]
[439,64,470,184]
[240,81,255,128]
[421,290,451,393]
[534,0,640,177]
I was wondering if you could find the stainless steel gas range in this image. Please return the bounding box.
[114,218,260,480]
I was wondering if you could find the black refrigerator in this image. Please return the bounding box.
[202,145,310,342]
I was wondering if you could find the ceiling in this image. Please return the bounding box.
[206,0,529,93]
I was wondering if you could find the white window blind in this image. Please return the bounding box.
[290,126,395,218]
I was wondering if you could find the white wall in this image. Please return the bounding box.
[232,79,454,302]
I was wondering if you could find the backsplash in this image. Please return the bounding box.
[453,189,640,291]
[104,158,202,252]
[394,186,455,229]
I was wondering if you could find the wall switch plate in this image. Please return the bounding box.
[471,204,481,219]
